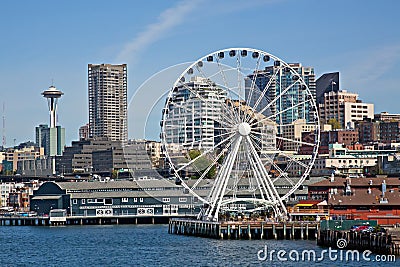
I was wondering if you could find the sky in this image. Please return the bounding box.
[0,0,400,145]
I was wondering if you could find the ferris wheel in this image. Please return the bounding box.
[160,48,320,221]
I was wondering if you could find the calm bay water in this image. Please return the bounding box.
[0,225,396,266]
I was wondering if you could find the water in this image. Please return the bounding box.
[0,225,396,266]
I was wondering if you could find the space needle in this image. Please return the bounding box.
[41,85,65,175]
[42,85,64,128]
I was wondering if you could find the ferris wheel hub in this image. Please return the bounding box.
[237,122,251,136]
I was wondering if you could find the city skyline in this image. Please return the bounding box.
[1,0,400,145]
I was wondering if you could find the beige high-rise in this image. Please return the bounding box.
[88,64,127,142]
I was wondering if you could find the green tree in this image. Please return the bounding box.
[188,149,216,179]
[327,118,342,130]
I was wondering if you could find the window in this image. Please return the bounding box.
[122,198,128,203]
[104,198,113,205]
[139,198,144,203]
[72,199,77,204]
[179,198,187,202]
[81,199,85,204]
[163,198,170,203]
[133,198,137,202]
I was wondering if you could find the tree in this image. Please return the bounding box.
[187,149,216,179]
[327,118,342,130]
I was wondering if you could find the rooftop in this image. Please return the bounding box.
[310,177,400,188]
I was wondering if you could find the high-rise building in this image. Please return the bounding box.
[246,63,316,126]
[316,72,339,104]
[36,124,65,156]
[88,64,127,142]
[318,90,374,128]
[161,76,227,151]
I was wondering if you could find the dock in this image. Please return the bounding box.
[168,218,319,240]
[0,214,196,226]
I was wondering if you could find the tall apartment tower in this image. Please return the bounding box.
[246,63,316,126]
[161,76,227,151]
[88,64,127,142]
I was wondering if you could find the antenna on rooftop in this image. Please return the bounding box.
[2,102,5,148]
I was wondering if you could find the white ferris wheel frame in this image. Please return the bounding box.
[160,48,320,221]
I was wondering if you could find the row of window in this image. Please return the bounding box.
[162,197,187,203]
[72,197,190,205]
[72,197,144,205]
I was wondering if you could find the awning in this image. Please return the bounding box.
[31,195,62,200]
[296,204,314,207]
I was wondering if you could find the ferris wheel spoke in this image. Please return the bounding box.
[190,138,234,191]
[247,134,288,184]
[176,80,237,127]
[221,100,241,125]
[251,98,313,127]
[244,140,270,201]
[275,135,316,147]
[245,136,282,205]
[214,55,229,89]
[256,79,301,119]
[195,62,243,124]
[164,98,235,132]
[263,157,295,187]
[248,67,280,121]
[166,98,203,117]
[164,124,232,132]
[205,136,241,215]
[278,151,309,169]
[243,55,262,123]
[231,142,250,199]
[174,132,236,174]
[235,51,245,128]
[179,129,235,152]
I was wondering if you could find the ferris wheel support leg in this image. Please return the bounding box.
[205,136,242,221]
[212,136,243,220]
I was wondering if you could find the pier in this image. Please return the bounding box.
[317,228,400,256]
[169,218,319,240]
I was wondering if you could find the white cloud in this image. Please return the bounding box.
[115,0,201,63]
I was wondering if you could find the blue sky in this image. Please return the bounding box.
[1,0,400,145]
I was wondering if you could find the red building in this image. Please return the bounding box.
[299,129,359,155]
[308,177,400,225]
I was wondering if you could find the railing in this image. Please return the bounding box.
[289,208,329,214]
